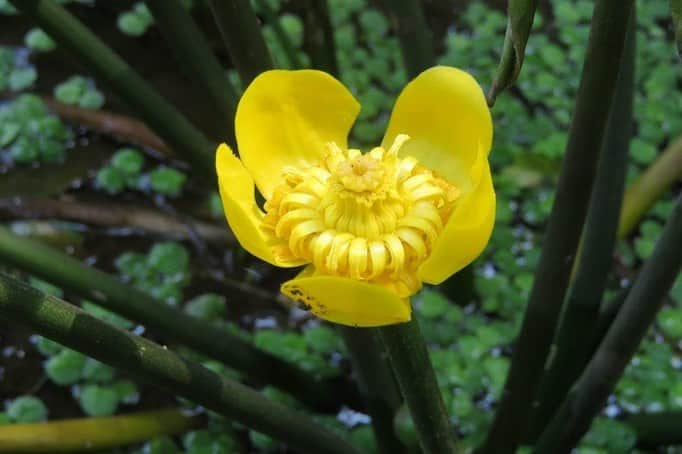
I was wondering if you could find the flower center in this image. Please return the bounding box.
[262,134,460,297]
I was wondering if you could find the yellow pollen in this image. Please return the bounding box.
[262,134,461,298]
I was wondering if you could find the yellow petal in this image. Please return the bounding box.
[281,274,411,327]
[418,155,496,284]
[215,143,306,268]
[382,66,492,190]
[236,70,360,200]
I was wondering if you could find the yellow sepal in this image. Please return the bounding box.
[418,155,496,284]
[382,66,492,191]
[236,70,360,200]
[281,271,411,327]
[215,143,306,268]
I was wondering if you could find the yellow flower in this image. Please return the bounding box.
[216,66,495,327]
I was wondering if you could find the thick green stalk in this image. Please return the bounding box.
[254,0,303,69]
[526,9,636,440]
[0,227,343,410]
[534,196,682,452]
[671,0,682,57]
[8,0,215,179]
[482,0,634,451]
[146,0,238,146]
[340,327,407,454]
[625,411,682,446]
[488,0,538,105]
[207,0,275,85]
[379,319,457,454]
[0,409,197,452]
[618,135,682,238]
[381,0,435,78]
[0,274,361,454]
[300,0,337,75]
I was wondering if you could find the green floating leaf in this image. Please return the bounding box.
[303,326,342,355]
[488,0,539,105]
[117,3,154,37]
[79,385,119,417]
[54,75,105,109]
[110,148,144,175]
[82,358,115,383]
[36,336,64,356]
[45,349,86,385]
[145,436,179,454]
[6,396,48,423]
[184,293,227,321]
[8,67,37,91]
[95,166,126,194]
[147,241,189,276]
[417,289,449,319]
[148,166,187,196]
[24,28,56,52]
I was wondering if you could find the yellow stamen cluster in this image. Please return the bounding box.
[262,135,460,297]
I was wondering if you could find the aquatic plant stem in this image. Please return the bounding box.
[340,327,407,454]
[207,0,275,85]
[534,196,682,452]
[300,0,337,74]
[146,0,238,146]
[625,411,682,446]
[253,0,303,69]
[481,0,635,451]
[8,0,216,179]
[618,135,682,238]
[0,274,361,454]
[382,0,435,78]
[379,319,457,454]
[0,409,198,452]
[0,227,344,410]
[525,8,636,440]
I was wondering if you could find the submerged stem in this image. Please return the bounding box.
[207,0,275,85]
[0,227,346,410]
[481,0,635,450]
[526,8,636,440]
[146,0,238,146]
[381,0,435,78]
[534,197,682,452]
[0,274,361,454]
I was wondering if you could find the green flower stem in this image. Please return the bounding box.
[0,227,344,410]
[253,0,303,69]
[482,0,635,451]
[0,408,198,452]
[625,411,682,446]
[207,0,275,85]
[382,0,435,78]
[379,319,457,454]
[618,135,682,238]
[0,274,361,454]
[300,0,337,75]
[8,0,216,179]
[146,0,238,146]
[525,9,636,441]
[340,327,407,454]
[534,196,682,452]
